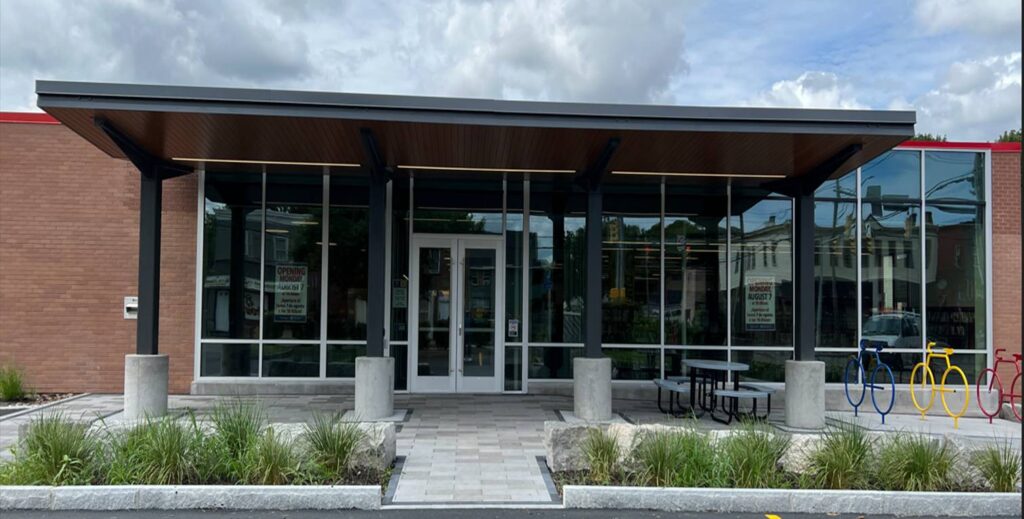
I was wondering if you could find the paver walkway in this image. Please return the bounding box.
[390,395,559,504]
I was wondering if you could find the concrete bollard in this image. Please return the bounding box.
[124,354,169,420]
[573,357,612,422]
[785,359,825,430]
[354,356,394,421]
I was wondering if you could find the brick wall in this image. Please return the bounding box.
[991,150,1022,385]
[0,122,196,394]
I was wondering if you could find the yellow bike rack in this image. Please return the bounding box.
[910,342,970,428]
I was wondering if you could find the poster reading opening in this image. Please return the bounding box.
[744,275,776,331]
[274,264,308,323]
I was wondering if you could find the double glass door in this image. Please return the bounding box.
[410,235,503,392]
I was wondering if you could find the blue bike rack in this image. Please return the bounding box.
[844,339,896,424]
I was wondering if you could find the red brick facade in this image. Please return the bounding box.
[0,120,196,394]
[991,150,1022,384]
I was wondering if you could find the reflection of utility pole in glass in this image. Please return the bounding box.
[680,232,687,346]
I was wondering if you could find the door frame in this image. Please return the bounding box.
[409,233,505,393]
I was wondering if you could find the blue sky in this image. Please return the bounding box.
[1,0,1020,140]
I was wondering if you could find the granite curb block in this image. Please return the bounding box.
[562,486,1021,517]
[0,485,381,511]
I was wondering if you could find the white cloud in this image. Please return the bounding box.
[747,72,867,110]
[0,0,695,110]
[914,0,1022,37]
[907,52,1022,141]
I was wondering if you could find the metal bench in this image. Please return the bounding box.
[712,386,773,424]
[653,378,692,416]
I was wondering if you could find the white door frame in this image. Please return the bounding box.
[409,234,504,393]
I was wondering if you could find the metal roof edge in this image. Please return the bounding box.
[36,80,916,129]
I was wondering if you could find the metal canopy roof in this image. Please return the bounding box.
[36,80,915,180]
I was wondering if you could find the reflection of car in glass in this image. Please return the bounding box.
[863,312,921,350]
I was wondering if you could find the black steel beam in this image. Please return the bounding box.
[360,128,390,357]
[766,143,863,198]
[793,192,815,361]
[581,138,620,358]
[575,138,620,190]
[94,118,193,179]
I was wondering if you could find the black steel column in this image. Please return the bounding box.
[362,129,389,358]
[793,192,815,361]
[583,182,603,358]
[137,169,162,355]
[366,170,387,357]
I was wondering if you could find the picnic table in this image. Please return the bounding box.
[653,358,776,423]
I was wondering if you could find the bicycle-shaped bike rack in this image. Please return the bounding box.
[976,348,1023,423]
[843,339,896,424]
[910,341,970,429]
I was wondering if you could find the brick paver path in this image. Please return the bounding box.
[390,394,560,503]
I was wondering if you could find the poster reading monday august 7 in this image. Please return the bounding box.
[745,276,776,331]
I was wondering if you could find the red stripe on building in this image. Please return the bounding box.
[0,112,60,125]
[900,140,1021,153]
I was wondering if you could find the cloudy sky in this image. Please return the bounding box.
[1,0,1020,140]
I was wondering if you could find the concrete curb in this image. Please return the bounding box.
[562,486,1021,517]
[0,485,381,511]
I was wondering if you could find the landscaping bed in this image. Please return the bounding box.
[0,402,395,489]
[545,420,1022,498]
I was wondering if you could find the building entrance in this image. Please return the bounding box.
[410,235,504,392]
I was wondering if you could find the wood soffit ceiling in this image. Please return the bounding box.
[38,82,915,181]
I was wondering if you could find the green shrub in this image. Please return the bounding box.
[633,428,720,487]
[719,422,790,488]
[807,421,873,489]
[974,442,1021,493]
[239,428,300,485]
[582,428,619,485]
[0,414,98,485]
[0,365,28,401]
[209,400,266,459]
[105,415,207,485]
[303,413,364,481]
[874,433,956,491]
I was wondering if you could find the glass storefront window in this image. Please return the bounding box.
[412,175,503,234]
[814,200,858,349]
[200,343,258,377]
[201,172,262,340]
[327,175,369,340]
[663,348,727,378]
[506,179,525,342]
[505,344,523,391]
[730,197,794,347]
[529,180,587,343]
[814,170,857,199]
[326,344,365,377]
[391,176,411,342]
[528,346,583,379]
[607,348,661,380]
[925,151,985,202]
[861,150,921,200]
[860,201,921,350]
[732,350,791,382]
[602,184,661,344]
[262,343,319,377]
[664,183,727,346]
[263,173,323,340]
[925,204,985,351]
